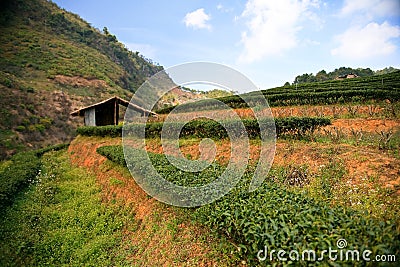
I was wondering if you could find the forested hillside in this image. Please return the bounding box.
[0,0,163,158]
[293,66,399,84]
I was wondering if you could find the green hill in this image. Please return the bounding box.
[292,66,399,84]
[0,0,163,158]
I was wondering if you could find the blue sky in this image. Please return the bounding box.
[53,0,400,91]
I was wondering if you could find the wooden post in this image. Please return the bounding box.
[116,102,119,125]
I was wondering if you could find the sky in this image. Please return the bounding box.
[52,0,400,92]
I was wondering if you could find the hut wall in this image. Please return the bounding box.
[95,101,115,126]
[84,108,96,126]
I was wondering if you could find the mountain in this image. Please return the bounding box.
[0,0,163,158]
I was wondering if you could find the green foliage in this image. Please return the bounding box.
[109,177,124,186]
[196,180,399,265]
[1,77,13,88]
[39,117,52,127]
[33,123,45,132]
[97,145,400,265]
[274,117,331,137]
[0,0,162,158]
[0,150,134,266]
[294,66,386,84]
[313,159,347,198]
[76,125,123,138]
[0,151,41,211]
[97,145,224,188]
[201,88,234,98]
[15,125,25,132]
[0,143,68,211]
[34,143,69,157]
[77,117,331,139]
[96,146,126,166]
[0,0,163,92]
[375,67,399,75]
[261,71,400,104]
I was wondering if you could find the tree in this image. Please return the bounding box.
[375,67,399,75]
[294,73,317,84]
[316,70,328,82]
[293,67,379,84]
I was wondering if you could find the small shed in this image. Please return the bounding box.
[71,96,156,126]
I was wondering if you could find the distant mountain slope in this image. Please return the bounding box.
[0,0,163,158]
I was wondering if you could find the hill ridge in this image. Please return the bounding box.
[0,0,163,158]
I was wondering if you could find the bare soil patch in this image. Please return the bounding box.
[328,118,399,133]
[162,139,400,195]
[54,75,108,88]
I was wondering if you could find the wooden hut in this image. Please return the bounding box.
[70,96,156,126]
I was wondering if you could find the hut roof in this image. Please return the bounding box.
[70,96,156,117]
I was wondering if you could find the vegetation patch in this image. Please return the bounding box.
[77,117,331,139]
[96,145,400,265]
[0,150,135,266]
[0,143,69,212]
[157,71,400,113]
[0,151,40,211]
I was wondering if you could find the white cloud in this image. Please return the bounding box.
[331,22,400,59]
[238,0,321,63]
[183,8,212,30]
[340,0,400,18]
[303,39,320,46]
[216,3,233,13]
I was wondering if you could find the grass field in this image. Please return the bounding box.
[0,147,243,266]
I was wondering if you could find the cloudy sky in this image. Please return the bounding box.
[53,0,400,91]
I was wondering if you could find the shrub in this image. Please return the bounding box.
[0,143,69,212]
[78,117,331,139]
[76,125,122,137]
[39,117,53,127]
[34,124,46,133]
[0,151,41,211]
[1,78,13,88]
[35,143,69,157]
[15,125,26,132]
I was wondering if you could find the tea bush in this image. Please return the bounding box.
[97,145,400,265]
[77,117,331,139]
[0,143,69,212]
[0,151,40,211]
